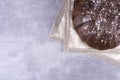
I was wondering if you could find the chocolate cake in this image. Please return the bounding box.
[72,0,120,50]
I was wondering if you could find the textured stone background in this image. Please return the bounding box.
[0,0,120,80]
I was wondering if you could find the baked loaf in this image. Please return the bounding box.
[72,0,120,50]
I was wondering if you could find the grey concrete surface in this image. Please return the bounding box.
[0,0,120,80]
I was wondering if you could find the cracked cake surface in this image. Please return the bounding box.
[72,0,120,50]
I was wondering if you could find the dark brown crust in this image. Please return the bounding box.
[72,0,120,50]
